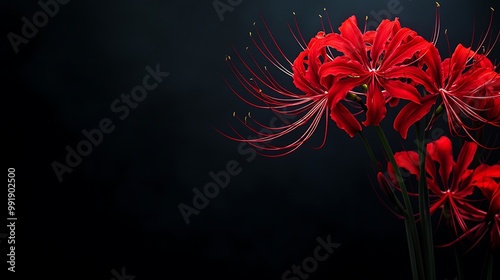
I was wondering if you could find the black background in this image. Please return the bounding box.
[3,0,500,279]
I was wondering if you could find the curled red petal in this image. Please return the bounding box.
[371,19,397,63]
[446,44,474,88]
[393,94,436,139]
[319,56,367,82]
[393,151,420,177]
[363,80,386,126]
[422,44,443,90]
[329,102,362,137]
[337,15,369,65]
[451,140,478,190]
[427,136,455,187]
[381,35,430,71]
[385,65,438,94]
[382,79,421,104]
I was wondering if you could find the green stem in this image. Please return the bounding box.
[452,243,464,280]
[416,122,436,280]
[375,126,424,280]
[481,249,493,280]
[359,132,405,213]
[359,132,380,172]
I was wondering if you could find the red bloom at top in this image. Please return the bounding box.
[395,43,500,142]
[394,8,500,144]
[318,16,431,131]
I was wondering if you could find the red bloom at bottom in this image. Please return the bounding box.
[384,136,500,251]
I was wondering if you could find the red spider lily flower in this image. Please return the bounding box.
[386,136,500,236]
[218,17,335,157]
[318,16,430,130]
[394,11,500,143]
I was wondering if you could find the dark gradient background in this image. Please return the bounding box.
[3,0,500,279]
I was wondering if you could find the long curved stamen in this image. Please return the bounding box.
[323,8,335,33]
[441,94,498,150]
[291,12,308,49]
[249,27,293,75]
[467,7,498,64]
[259,15,295,66]
[219,97,328,157]
[431,2,441,45]
[318,14,326,34]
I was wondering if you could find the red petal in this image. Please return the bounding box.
[393,151,420,177]
[388,96,400,107]
[363,30,376,46]
[475,178,499,199]
[473,53,495,70]
[337,16,369,65]
[446,44,474,87]
[319,56,367,81]
[363,80,386,126]
[423,44,443,89]
[292,51,321,95]
[383,27,417,59]
[381,35,430,71]
[473,164,500,181]
[472,164,500,198]
[452,67,497,96]
[325,78,366,109]
[427,136,455,188]
[329,103,362,137]
[393,94,436,139]
[371,19,396,63]
[385,64,438,94]
[451,140,478,190]
[382,79,421,104]
[292,34,332,95]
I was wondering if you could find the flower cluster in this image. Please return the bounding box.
[222,11,499,156]
[221,5,500,278]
